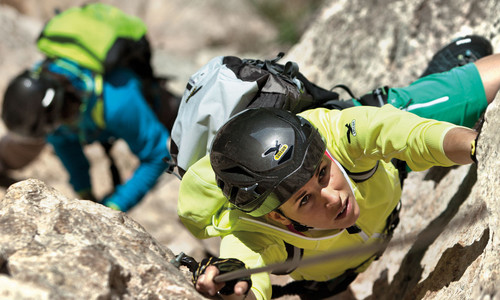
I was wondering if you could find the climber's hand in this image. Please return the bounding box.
[193,257,254,299]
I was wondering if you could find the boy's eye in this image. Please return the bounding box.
[319,166,327,179]
[299,195,310,207]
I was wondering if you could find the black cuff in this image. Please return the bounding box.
[471,136,478,164]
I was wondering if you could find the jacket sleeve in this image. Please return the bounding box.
[177,155,231,239]
[220,232,287,300]
[47,131,91,194]
[103,71,170,211]
[300,105,457,172]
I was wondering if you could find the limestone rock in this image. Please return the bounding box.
[0,0,499,299]
[0,179,204,300]
[288,0,500,96]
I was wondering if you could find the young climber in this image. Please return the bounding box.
[177,37,499,299]
[0,3,180,211]
[1,57,178,212]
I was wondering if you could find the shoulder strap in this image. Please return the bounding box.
[90,74,106,129]
[326,150,379,183]
[272,241,304,275]
[344,161,380,183]
[358,86,389,107]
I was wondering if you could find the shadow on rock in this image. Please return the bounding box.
[366,165,488,300]
[0,173,21,188]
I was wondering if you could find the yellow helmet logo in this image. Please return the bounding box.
[263,140,290,162]
[274,144,289,161]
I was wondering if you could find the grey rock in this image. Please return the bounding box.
[0,0,499,299]
[0,179,204,300]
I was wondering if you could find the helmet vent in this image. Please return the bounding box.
[221,166,257,184]
[222,166,251,176]
[230,187,239,200]
[277,145,293,164]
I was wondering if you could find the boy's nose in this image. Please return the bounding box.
[322,187,341,208]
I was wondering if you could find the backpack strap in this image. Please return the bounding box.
[283,61,299,78]
[330,84,357,99]
[272,241,304,275]
[391,158,408,186]
[243,52,291,78]
[36,57,105,131]
[90,73,106,129]
[271,266,359,298]
[344,161,380,183]
[271,201,402,299]
[325,150,379,183]
[358,86,390,107]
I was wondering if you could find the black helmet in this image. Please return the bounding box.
[210,107,326,217]
[2,70,65,138]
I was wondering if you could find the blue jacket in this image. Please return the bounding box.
[45,59,170,211]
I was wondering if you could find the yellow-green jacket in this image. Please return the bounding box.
[178,104,458,300]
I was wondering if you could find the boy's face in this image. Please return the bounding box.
[273,155,360,230]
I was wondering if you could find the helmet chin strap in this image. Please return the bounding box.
[276,209,312,232]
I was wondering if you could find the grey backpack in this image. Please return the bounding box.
[170,53,354,175]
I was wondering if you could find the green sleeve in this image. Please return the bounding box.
[220,232,288,300]
[299,105,457,172]
[177,155,229,239]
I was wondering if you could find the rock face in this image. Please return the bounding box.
[0,179,203,300]
[0,0,500,299]
[287,0,500,95]
[286,1,500,299]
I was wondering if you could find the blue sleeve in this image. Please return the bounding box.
[47,131,91,193]
[102,70,170,211]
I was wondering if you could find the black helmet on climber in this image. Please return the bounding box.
[2,70,66,138]
[210,107,326,217]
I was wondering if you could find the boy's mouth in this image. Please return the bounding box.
[335,197,349,219]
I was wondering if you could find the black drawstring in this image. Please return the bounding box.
[276,209,312,232]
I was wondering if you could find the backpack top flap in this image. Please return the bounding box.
[171,56,260,171]
[37,3,147,73]
[171,53,339,174]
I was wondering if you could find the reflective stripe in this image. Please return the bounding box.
[324,150,379,183]
[41,88,56,107]
[91,74,106,129]
[345,161,379,182]
[405,96,449,111]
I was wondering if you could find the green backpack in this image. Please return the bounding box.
[36,3,157,129]
[37,3,149,75]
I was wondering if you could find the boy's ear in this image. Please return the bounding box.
[267,211,292,226]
